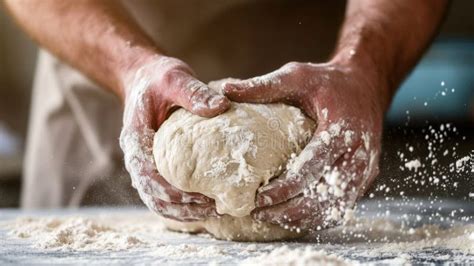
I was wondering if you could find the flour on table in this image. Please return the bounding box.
[241,246,353,266]
[150,243,227,259]
[3,207,473,264]
[315,216,474,254]
[4,213,163,252]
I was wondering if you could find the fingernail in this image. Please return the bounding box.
[256,194,273,207]
[223,83,240,93]
[196,195,212,204]
[186,193,211,204]
[211,208,221,218]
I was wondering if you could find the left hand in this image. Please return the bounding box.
[223,61,385,231]
[120,56,230,221]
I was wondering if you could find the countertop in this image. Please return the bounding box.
[0,199,473,265]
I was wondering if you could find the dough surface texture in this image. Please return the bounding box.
[153,87,316,241]
[161,216,304,242]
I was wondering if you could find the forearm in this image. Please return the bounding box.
[331,0,449,111]
[4,0,162,99]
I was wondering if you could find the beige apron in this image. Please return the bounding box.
[22,0,345,208]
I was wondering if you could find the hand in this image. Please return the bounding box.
[120,55,230,221]
[224,61,385,231]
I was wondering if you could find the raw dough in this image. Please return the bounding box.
[162,216,305,242]
[153,83,316,241]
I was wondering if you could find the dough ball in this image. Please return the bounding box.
[152,85,316,241]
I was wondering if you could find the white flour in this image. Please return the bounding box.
[316,216,474,254]
[240,246,353,266]
[4,213,164,252]
[3,209,473,264]
[404,159,421,172]
[151,243,228,259]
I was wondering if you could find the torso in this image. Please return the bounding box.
[122,0,346,81]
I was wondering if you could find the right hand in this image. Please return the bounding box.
[119,55,230,221]
[223,61,384,230]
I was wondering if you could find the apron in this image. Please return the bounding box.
[22,0,345,208]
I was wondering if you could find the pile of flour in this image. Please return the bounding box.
[5,213,164,251]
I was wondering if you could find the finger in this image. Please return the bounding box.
[254,196,311,224]
[168,71,231,117]
[122,69,217,205]
[254,137,368,230]
[122,87,214,204]
[287,145,367,228]
[336,144,370,190]
[207,78,241,92]
[120,127,212,204]
[332,134,380,200]
[223,68,296,104]
[356,149,380,199]
[317,144,368,208]
[255,174,305,208]
[254,196,328,232]
[134,161,213,204]
[291,200,339,231]
[256,124,353,208]
[139,191,218,222]
[255,194,347,231]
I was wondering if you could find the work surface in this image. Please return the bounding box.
[1,199,473,265]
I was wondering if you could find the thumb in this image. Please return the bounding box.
[223,71,294,104]
[170,72,231,117]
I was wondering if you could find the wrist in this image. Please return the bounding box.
[115,47,161,101]
[118,50,192,102]
[329,48,394,113]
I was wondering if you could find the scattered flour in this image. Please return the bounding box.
[150,243,227,259]
[404,159,421,172]
[315,216,474,255]
[241,246,353,266]
[455,156,470,170]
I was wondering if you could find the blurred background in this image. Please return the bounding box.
[0,1,472,207]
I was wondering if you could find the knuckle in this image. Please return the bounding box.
[161,68,185,86]
[284,61,302,69]
[186,80,210,97]
[284,61,310,76]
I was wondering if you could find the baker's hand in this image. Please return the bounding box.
[120,56,230,221]
[224,61,384,231]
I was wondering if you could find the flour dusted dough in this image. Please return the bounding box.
[162,216,305,242]
[153,83,315,241]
